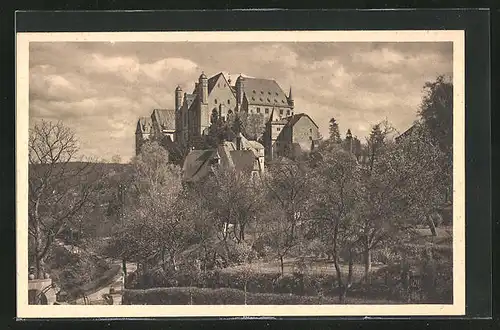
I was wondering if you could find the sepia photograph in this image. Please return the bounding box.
[16,30,465,317]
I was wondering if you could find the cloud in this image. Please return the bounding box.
[29,41,453,162]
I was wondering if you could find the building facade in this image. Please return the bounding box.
[136,71,321,165]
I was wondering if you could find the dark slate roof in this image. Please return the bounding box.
[285,113,319,129]
[152,109,176,131]
[395,124,417,142]
[243,77,290,107]
[208,72,223,94]
[136,117,153,134]
[182,149,218,182]
[229,150,256,173]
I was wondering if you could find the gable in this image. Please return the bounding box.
[151,109,176,131]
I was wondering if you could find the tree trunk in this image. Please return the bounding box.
[427,215,437,236]
[244,281,247,305]
[280,256,285,276]
[122,259,127,279]
[364,247,372,284]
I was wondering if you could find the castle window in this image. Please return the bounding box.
[275,92,279,96]
[265,108,269,114]
[218,83,221,88]
[310,128,313,133]
[287,110,290,115]
[280,109,284,115]
[267,98,270,102]
[214,99,218,104]
[252,97,255,101]
[260,91,264,94]
[276,127,281,131]
[228,99,231,104]
[256,108,261,113]
[268,91,271,95]
[253,90,256,93]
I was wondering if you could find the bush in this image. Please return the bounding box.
[123,287,343,305]
[46,245,111,292]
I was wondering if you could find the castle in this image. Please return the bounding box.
[136,72,321,181]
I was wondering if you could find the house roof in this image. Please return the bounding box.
[152,109,176,131]
[395,124,417,142]
[285,113,319,129]
[242,77,290,108]
[207,72,236,97]
[182,149,218,182]
[136,117,153,134]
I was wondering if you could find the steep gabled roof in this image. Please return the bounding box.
[151,109,176,131]
[207,72,236,97]
[136,117,153,134]
[285,113,319,129]
[182,149,218,182]
[243,77,290,108]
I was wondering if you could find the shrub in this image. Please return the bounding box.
[122,287,343,305]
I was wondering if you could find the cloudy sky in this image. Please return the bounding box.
[29,41,452,162]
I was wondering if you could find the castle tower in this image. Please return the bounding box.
[199,72,208,105]
[198,72,210,136]
[288,86,294,109]
[235,74,245,111]
[175,85,183,110]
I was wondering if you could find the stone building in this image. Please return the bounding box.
[136,71,321,166]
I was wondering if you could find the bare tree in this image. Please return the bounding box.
[264,159,313,275]
[28,120,104,279]
[312,148,361,303]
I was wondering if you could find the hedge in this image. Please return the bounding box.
[67,264,122,299]
[123,287,345,305]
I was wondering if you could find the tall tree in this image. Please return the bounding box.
[328,118,342,144]
[418,75,453,203]
[418,75,453,156]
[312,147,361,303]
[28,120,105,279]
[358,122,445,283]
[106,141,189,273]
[264,159,314,275]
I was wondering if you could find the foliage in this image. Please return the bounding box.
[46,245,111,294]
[262,159,315,275]
[28,120,107,279]
[123,286,345,305]
[328,117,342,144]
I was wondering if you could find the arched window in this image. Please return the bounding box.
[214,99,218,104]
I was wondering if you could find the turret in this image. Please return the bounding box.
[236,74,245,105]
[288,86,294,109]
[199,71,208,104]
[175,85,183,111]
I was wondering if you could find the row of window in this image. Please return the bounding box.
[252,108,292,116]
[251,96,286,104]
[217,83,227,88]
[253,90,279,97]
